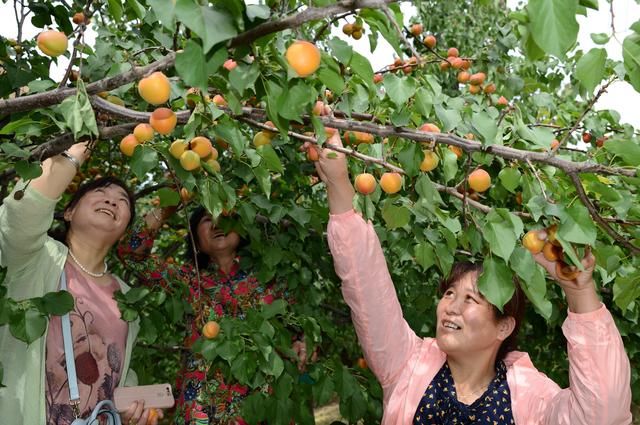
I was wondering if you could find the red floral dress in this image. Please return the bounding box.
[118,225,281,424]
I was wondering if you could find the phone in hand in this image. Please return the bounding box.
[113,383,175,411]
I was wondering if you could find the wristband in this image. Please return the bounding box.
[60,151,81,172]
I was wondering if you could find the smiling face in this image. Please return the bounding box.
[196,214,241,260]
[435,271,514,359]
[64,184,132,244]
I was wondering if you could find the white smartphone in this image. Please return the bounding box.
[113,383,175,411]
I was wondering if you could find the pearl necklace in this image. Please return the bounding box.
[68,249,108,278]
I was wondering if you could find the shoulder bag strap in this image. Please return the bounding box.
[60,269,81,417]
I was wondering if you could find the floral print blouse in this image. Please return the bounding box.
[118,224,282,424]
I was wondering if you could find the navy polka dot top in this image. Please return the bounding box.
[413,360,515,424]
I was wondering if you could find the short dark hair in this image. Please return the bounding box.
[438,261,526,361]
[51,176,136,245]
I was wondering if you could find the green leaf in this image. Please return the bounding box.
[528,0,579,58]
[312,375,335,406]
[318,67,345,93]
[229,62,260,94]
[125,287,151,303]
[482,209,520,262]
[414,87,434,117]
[10,308,47,344]
[15,161,43,180]
[349,52,374,84]
[435,104,462,132]
[558,203,597,245]
[328,37,353,65]
[277,82,313,121]
[442,149,458,184]
[510,247,552,319]
[253,164,272,197]
[0,142,30,157]
[579,0,598,9]
[622,33,640,92]
[613,270,640,311]
[107,0,124,21]
[382,204,410,229]
[603,138,640,166]
[478,257,515,312]
[201,179,223,219]
[58,81,99,139]
[175,0,237,53]
[256,144,283,173]
[383,73,416,108]
[575,48,607,92]
[414,242,435,271]
[0,118,42,136]
[175,40,207,91]
[498,168,521,193]
[157,187,180,207]
[41,291,74,316]
[246,4,270,20]
[415,174,444,205]
[262,299,286,319]
[397,142,421,177]
[471,111,498,145]
[130,145,158,180]
[590,33,609,44]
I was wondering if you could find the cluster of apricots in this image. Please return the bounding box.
[417,123,465,170]
[342,21,365,40]
[354,171,402,195]
[582,132,608,148]
[522,225,580,281]
[169,137,220,172]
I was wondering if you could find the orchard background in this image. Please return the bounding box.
[1,0,640,423]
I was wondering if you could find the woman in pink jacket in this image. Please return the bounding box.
[307,131,632,424]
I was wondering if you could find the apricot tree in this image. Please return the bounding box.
[1,0,640,422]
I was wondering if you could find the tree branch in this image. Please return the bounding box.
[567,172,640,255]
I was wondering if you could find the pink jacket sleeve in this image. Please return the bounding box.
[327,210,421,391]
[542,304,632,424]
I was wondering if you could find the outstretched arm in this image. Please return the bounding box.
[529,238,632,424]
[315,131,420,391]
[0,142,89,269]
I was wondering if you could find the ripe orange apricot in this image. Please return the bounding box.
[457,71,471,83]
[189,136,213,158]
[461,60,471,70]
[373,73,383,84]
[469,72,486,86]
[133,123,154,143]
[180,187,193,203]
[447,47,459,57]
[550,139,560,150]
[263,121,277,137]
[206,146,219,161]
[439,61,450,71]
[72,12,89,25]
[119,134,139,157]
[469,84,482,95]
[556,261,580,281]
[253,131,272,147]
[483,83,496,94]
[147,408,159,423]
[357,357,368,369]
[450,57,464,69]
[420,150,439,172]
[180,150,201,171]
[37,30,68,57]
[202,320,220,339]
[423,35,436,49]
[419,123,441,133]
[542,242,562,262]
[223,59,237,71]
[343,131,374,145]
[449,145,463,159]
[523,230,546,254]
[138,71,171,105]
[468,169,491,192]
[204,158,221,173]
[169,139,188,159]
[354,173,376,195]
[410,24,423,36]
[212,94,227,106]
[342,23,354,35]
[546,224,561,247]
[380,172,402,194]
[306,145,320,162]
[496,96,509,108]
[285,40,321,77]
[149,107,177,135]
